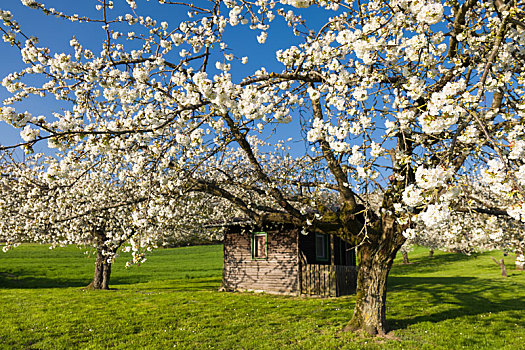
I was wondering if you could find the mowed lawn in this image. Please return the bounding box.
[1,245,524,349]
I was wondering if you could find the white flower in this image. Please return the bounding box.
[441,186,460,202]
[257,32,267,44]
[509,140,525,160]
[307,127,323,142]
[171,33,184,46]
[488,228,503,241]
[132,67,148,82]
[229,6,242,26]
[21,0,38,8]
[175,133,190,146]
[397,110,415,130]
[215,61,231,71]
[415,166,451,190]
[353,38,375,64]
[402,228,417,239]
[356,166,367,178]
[281,0,312,8]
[457,125,479,144]
[336,29,359,46]
[384,120,396,134]
[20,125,40,142]
[330,140,349,153]
[481,159,512,195]
[352,87,368,101]
[416,3,444,25]
[0,10,13,21]
[370,142,383,157]
[348,145,363,166]
[418,203,450,228]
[508,202,525,222]
[402,184,424,207]
[307,86,320,101]
[516,165,525,187]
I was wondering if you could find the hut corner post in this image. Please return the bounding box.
[297,229,303,296]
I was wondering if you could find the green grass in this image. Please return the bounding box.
[1,245,524,349]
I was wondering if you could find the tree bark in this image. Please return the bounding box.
[491,256,508,277]
[102,257,112,288]
[86,249,112,290]
[401,250,410,264]
[516,250,524,271]
[345,236,400,335]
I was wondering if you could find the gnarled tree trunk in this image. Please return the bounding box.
[344,215,404,335]
[86,249,112,290]
[345,244,398,335]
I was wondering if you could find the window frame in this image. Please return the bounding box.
[251,231,268,260]
[315,233,329,262]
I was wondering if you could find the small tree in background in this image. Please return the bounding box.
[0,151,221,289]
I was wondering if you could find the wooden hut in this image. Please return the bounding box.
[216,220,358,297]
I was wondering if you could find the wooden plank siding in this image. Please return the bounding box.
[222,224,358,297]
[300,264,358,297]
[222,227,300,295]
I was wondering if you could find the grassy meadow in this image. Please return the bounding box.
[1,244,524,349]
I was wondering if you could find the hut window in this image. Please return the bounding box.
[315,233,329,262]
[251,232,267,260]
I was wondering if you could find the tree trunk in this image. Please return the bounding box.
[345,241,399,335]
[429,249,434,258]
[86,249,112,290]
[516,251,524,271]
[102,258,112,288]
[401,250,409,264]
[491,256,507,277]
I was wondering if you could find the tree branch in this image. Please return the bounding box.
[310,96,358,210]
[222,113,305,221]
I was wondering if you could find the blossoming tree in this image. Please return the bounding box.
[0,151,219,289]
[1,0,525,335]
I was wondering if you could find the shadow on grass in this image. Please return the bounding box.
[110,276,222,292]
[388,275,525,330]
[0,272,222,291]
[0,272,88,289]
[392,251,479,275]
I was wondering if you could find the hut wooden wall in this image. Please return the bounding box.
[222,226,299,295]
[300,264,358,297]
